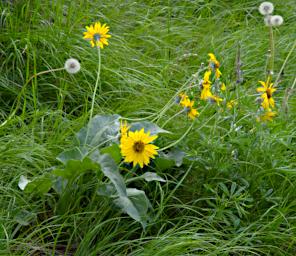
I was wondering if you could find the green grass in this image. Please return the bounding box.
[0,0,296,255]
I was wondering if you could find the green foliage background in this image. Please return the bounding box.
[0,0,296,255]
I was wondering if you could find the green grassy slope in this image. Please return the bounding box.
[0,0,295,255]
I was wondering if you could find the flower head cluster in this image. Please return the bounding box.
[83,22,111,48]
[199,54,224,105]
[120,123,159,168]
[208,53,222,79]
[177,93,199,119]
[258,2,283,27]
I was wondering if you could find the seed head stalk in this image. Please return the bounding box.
[268,25,275,77]
[89,46,101,121]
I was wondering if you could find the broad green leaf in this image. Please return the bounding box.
[14,210,37,226]
[154,157,175,171]
[97,183,117,197]
[91,151,127,197]
[114,188,151,228]
[140,172,166,182]
[100,143,122,164]
[76,114,120,147]
[57,147,88,165]
[52,158,99,180]
[162,149,186,167]
[130,121,170,135]
[24,173,52,195]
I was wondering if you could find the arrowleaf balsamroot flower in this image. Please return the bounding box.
[182,98,199,119]
[257,77,276,109]
[83,22,111,48]
[120,129,159,168]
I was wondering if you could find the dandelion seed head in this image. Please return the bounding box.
[64,58,81,74]
[270,15,284,26]
[259,2,274,15]
[264,15,272,26]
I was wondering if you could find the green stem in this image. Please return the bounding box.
[268,26,275,77]
[89,47,101,121]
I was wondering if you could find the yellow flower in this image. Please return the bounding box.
[179,93,190,107]
[188,107,199,119]
[208,95,223,106]
[221,83,226,91]
[183,99,199,119]
[200,70,213,100]
[203,70,212,84]
[257,109,276,122]
[83,22,111,48]
[256,77,276,109]
[120,120,130,141]
[200,85,213,100]
[120,128,159,168]
[208,53,222,79]
[227,100,237,109]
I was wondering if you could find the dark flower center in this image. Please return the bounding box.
[133,141,145,153]
[266,88,272,98]
[93,33,101,41]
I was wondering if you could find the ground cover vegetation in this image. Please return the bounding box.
[0,0,296,255]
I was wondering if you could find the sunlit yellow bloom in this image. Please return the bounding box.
[120,120,130,141]
[227,100,237,109]
[208,53,222,79]
[203,70,212,84]
[200,70,213,100]
[200,85,213,100]
[83,22,111,48]
[188,107,199,119]
[120,129,158,168]
[221,83,226,91]
[256,77,276,109]
[257,109,276,122]
[179,93,190,107]
[183,99,199,119]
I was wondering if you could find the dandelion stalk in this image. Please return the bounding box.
[89,47,101,121]
[268,25,275,77]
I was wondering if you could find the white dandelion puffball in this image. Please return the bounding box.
[264,15,272,26]
[259,2,274,15]
[270,15,284,26]
[64,58,81,74]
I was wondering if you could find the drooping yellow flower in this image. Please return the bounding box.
[200,70,213,100]
[208,53,222,79]
[200,85,213,100]
[120,128,159,168]
[256,77,276,109]
[257,109,276,122]
[179,93,189,106]
[188,107,199,119]
[120,120,130,142]
[227,100,237,109]
[83,22,111,48]
[208,95,223,106]
[221,83,226,91]
[182,99,199,119]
